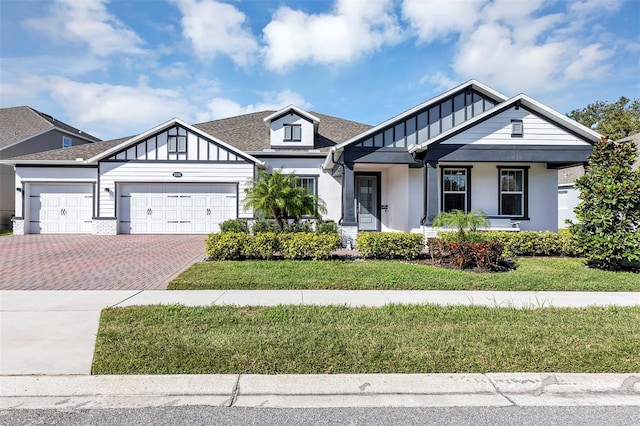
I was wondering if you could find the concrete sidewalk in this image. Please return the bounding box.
[1,290,640,375]
[1,290,639,408]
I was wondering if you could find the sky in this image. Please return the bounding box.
[0,0,639,141]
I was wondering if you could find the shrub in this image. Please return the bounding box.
[205,232,250,260]
[428,238,505,270]
[357,232,424,260]
[569,137,640,270]
[279,233,341,260]
[243,232,280,260]
[219,219,249,234]
[315,220,338,234]
[252,219,280,234]
[282,221,314,233]
[437,230,578,257]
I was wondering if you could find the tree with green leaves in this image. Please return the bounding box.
[569,137,640,271]
[568,96,640,141]
[243,169,326,229]
[432,209,490,242]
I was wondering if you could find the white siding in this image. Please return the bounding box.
[441,107,592,146]
[269,113,315,149]
[439,162,559,231]
[14,166,97,223]
[98,162,255,218]
[266,158,342,222]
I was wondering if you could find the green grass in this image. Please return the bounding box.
[93,304,640,374]
[168,258,640,291]
[0,229,12,236]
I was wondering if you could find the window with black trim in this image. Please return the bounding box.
[442,168,468,212]
[284,124,302,142]
[62,136,72,148]
[499,168,527,216]
[296,176,316,196]
[168,129,187,154]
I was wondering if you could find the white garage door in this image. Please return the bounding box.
[119,183,237,234]
[29,184,94,234]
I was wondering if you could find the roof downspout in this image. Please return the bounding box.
[331,149,346,225]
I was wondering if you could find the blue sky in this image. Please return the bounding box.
[1,0,638,141]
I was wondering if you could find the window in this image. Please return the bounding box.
[511,119,523,137]
[499,168,527,216]
[442,168,469,212]
[168,135,187,153]
[62,136,72,148]
[296,176,316,196]
[284,124,302,141]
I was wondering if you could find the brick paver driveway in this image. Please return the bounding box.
[0,235,206,290]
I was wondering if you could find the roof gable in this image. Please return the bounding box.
[410,94,601,153]
[90,119,265,166]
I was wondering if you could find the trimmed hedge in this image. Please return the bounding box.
[205,232,340,261]
[356,232,424,260]
[437,230,578,257]
[219,219,249,234]
[251,219,280,234]
[279,233,341,260]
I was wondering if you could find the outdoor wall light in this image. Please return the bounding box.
[16,187,22,192]
[104,187,111,193]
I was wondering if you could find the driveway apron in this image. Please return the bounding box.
[0,235,206,290]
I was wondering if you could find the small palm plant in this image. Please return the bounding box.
[244,169,326,229]
[432,209,489,242]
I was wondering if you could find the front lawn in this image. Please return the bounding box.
[168,257,640,291]
[0,229,12,236]
[93,304,640,374]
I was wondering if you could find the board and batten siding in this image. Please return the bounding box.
[98,162,255,218]
[441,107,592,146]
[109,125,247,162]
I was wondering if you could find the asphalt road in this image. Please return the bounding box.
[2,406,640,426]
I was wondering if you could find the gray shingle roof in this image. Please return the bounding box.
[193,111,372,153]
[2,110,372,162]
[0,106,101,150]
[4,137,130,162]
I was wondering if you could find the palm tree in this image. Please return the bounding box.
[243,169,326,229]
[432,209,489,242]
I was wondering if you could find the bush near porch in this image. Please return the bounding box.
[437,230,578,257]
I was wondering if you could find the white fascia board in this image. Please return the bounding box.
[262,105,320,124]
[322,147,337,170]
[331,80,510,153]
[409,94,602,153]
[0,159,91,166]
[87,118,266,167]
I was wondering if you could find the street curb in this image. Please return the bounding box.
[2,373,639,409]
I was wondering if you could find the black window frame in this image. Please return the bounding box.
[284,124,302,142]
[295,174,319,217]
[511,119,523,137]
[497,166,529,219]
[440,166,472,213]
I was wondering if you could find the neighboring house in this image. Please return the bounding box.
[558,132,640,229]
[0,106,100,230]
[1,80,600,243]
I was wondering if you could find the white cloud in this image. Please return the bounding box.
[564,43,614,80]
[173,0,259,67]
[263,0,403,72]
[410,0,622,95]
[49,77,194,137]
[199,90,311,121]
[402,0,483,43]
[25,0,145,57]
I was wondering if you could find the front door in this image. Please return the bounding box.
[356,174,379,231]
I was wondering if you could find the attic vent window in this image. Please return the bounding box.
[511,119,523,137]
[62,136,72,148]
[284,124,302,142]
